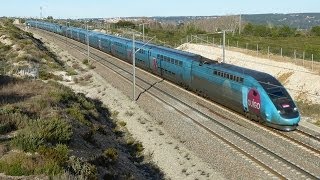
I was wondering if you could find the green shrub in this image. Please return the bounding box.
[311,26,320,36]
[0,106,30,129]
[39,70,56,80]
[35,118,72,144]
[91,124,107,135]
[78,94,95,110]
[67,104,91,126]
[48,86,77,105]
[11,118,72,152]
[36,160,62,176]
[66,68,78,76]
[11,132,44,152]
[0,152,33,176]
[0,122,14,134]
[67,156,97,180]
[103,148,118,162]
[38,144,69,166]
[118,121,126,127]
[82,59,89,65]
[0,151,63,176]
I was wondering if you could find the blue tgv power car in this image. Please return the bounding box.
[26,20,300,131]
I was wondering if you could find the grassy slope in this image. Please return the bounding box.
[0,19,163,179]
[226,35,320,60]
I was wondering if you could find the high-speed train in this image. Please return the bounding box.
[26,20,300,131]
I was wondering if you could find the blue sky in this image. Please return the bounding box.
[1,0,319,19]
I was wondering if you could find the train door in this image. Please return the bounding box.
[148,51,161,75]
[242,86,249,113]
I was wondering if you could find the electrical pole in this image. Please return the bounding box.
[143,23,145,42]
[132,34,136,101]
[40,6,43,19]
[87,24,90,63]
[65,22,68,47]
[239,14,241,35]
[223,30,226,63]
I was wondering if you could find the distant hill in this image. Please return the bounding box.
[150,13,320,29]
[242,13,320,29]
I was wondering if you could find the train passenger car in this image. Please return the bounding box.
[99,35,113,54]
[110,37,130,61]
[125,40,152,70]
[148,46,195,86]
[26,20,300,131]
[88,32,106,49]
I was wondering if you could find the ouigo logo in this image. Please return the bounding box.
[248,89,261,114]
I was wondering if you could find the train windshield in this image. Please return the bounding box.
[267,87,287,99]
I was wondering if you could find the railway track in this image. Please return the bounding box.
[30,27,320,179]
[296,127,320,142]
[197,101,320,156]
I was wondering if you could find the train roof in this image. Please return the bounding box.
[218,63,282,89]
[28,20,281,90]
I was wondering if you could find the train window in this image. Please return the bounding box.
[179,61,183,66]
[171,58,174,64]
[230,75,234,80]
[175,60,178,65]
[213,70,217,75]
[224,73,228,78]
[239,78,244,83]
[160,55,163,60]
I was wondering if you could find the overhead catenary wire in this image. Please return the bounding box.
[33,20,320,100]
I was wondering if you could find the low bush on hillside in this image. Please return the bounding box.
[296,101,320,126]
[0,76,96,177]
[0,18,66,79]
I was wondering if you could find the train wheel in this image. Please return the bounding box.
[245,112,250,119]
[258,117,264,124]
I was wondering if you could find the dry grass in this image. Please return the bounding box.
[230,46,320,75]
[277,71,294,85]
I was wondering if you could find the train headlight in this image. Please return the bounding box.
[293,107,298,111]
[277,110,285,114]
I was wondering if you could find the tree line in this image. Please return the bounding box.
[242,23,320,37]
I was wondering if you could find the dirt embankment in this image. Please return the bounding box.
[0,20,164,179]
